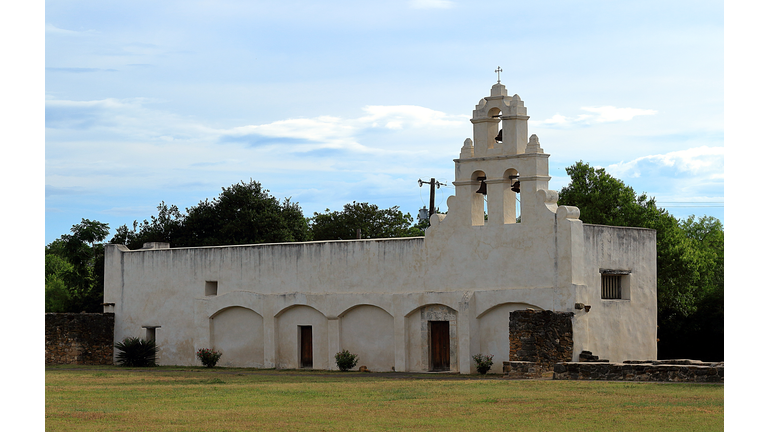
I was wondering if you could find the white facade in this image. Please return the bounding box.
[104,83,657,373]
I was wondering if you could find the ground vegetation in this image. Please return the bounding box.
[44,366,724,431]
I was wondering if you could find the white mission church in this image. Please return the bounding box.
[104,81,657,374]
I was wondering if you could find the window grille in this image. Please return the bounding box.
[601,274,622,299]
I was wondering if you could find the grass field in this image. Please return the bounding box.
[45,366,724,431]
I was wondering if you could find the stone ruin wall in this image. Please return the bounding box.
[45,313,115,365]
[508,309,574,366]
[553,359,724,383]
[503,309,723,383]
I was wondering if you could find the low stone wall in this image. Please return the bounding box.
[502,361,551,379]
[553,360,724,383]
[45,313,115,365]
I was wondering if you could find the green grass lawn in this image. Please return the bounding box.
[45,366,723,431]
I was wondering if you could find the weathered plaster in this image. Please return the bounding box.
[105,83,657,373]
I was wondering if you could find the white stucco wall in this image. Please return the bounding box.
[339,305,394,372]
[104,83,657,373]
[104,218,656,372]
[580,224,658,362]
[211,306,264,368]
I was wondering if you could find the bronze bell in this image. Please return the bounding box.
[494,128,503,142]
[476,177,487,195]
[510,175,520,193]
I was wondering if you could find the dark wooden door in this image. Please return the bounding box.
[300,326,313,368]
[430,321,450,371]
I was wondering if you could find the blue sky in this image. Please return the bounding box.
[43,0,725,245]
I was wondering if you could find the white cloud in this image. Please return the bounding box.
[45,97,221,141]
[607,146,724,179]
[45,97,466,209]
[45,23,98,36]
[409,0,456,9]
[597,146,724,221]
[359,105,468,129]
[581,106,658,123]
[531,106,657,128]
[222,105,467,155]
[46,97,467,158]
[227,116,354,143]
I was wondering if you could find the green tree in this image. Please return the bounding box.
[45,219,110,313]
[177,180,310,246]
[671,216,724,361]
[558,161,724,360]
[45,253,73,312]
[110,202,184,249]
[110,180,311,249]
[310,201,423,240]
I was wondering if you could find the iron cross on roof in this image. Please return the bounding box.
[495,66,502,84]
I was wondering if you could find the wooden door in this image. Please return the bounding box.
[300,326,313,368]
[430,321,450,371]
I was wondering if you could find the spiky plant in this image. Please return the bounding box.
[115,337,158,367]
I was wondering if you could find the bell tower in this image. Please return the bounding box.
[448,80,553,227]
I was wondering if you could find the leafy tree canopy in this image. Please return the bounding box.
[111,180,311,249]
[45,219,110,313]
[310,201,423,241]
[558,161,724,360]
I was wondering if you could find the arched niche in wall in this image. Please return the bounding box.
[404,304,458,372]
[474,302,542,374]
[210,306,264,368]
[339,304,394,372]
[274,304,328,370]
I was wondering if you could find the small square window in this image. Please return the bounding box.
[205,281,218,296]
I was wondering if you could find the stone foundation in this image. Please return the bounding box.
[502,361,551,379]
[553,360,724,383]
[45,313,115,365]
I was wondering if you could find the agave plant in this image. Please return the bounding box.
[115,337,158,367]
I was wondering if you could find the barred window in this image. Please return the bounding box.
[601,274,622,299]
[600,270,630,300]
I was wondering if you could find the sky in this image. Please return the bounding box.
[41,0,726,245]
[10,2,767,426]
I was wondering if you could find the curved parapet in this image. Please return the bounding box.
[557,205,581,221]
[538,189,559,211]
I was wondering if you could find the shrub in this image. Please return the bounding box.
[115,337,158,367]
[196,348,223,368]
[335,349,359,372]
[472,354,494,375]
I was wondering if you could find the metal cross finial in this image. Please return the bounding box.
[495,66,502,84]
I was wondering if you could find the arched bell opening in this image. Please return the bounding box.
[503,168,521,224]
[471,170,487,226]
[487,107,502,150]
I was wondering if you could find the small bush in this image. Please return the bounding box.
[472,353,494,375]
[196,348,223,368]
[115,337,158,367]
[335,350,359,372]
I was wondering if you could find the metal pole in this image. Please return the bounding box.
[429,178,436,218]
